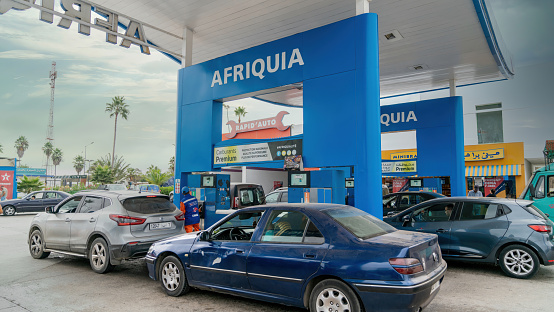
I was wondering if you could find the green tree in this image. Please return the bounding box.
[0,143,3,154]
[51,148,63,181]
[73,155,85,175]
[90,154,130,182]
[168,156,175,174]
[17,176,44,193]
[234,106,247,123]
[14,136,29,166]
[90,165,115,184]
[105,96,130,167]
[42,142,54,184]
[126,167,143,183]
[145,165,171,186]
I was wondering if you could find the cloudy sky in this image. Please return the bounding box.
[0,0,552,176]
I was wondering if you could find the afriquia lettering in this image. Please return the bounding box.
[211,48,304,87]
[1,0,152,55]
[381,111,417,127]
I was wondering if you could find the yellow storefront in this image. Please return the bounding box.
[382,142,525,197]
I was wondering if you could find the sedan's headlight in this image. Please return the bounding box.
[147,244,155,256]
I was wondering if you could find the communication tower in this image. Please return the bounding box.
[47,61,57,142]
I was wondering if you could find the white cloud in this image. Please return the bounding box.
[0,50,53,59]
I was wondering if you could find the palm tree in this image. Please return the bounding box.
[73,155,85,175]
[90,154,130,182]
[234,106,247,123]
[223,103,231,131]
[0,143,3,154]
[145,165,171,186]
[14,136,29,166]
[52,148,63,185]
[168,156,175,174]
[42,141,54,185]
[126,167,142,184]
[105,96,130,167]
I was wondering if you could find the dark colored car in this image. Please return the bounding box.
[146,204,447,312]
[28,190,185,273]
[1,191,70,216]
[384,197,554,278]
[264,187,288,203]
[383,191,445,216]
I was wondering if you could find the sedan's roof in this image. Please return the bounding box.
[423,196,533,205]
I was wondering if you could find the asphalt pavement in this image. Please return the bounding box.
[0,214,551,311]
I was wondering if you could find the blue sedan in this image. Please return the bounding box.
[146,204,447,312]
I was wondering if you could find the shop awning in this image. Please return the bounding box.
[465,164,521,177]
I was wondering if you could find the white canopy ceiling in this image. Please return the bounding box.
[88,0,512,100]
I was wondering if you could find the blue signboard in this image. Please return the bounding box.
[17,168,47,176]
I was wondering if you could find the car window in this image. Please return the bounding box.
[324,206,396,240]
[536,175,545,198]
[265,192,279,203]
[548,176,554,197]
[238,187,264,206]
[280,191,288,203]
[46,192,61,199]
[459,202,500,220]
[398,195,411,209]
[78,197,104,213]
[122,196,176,214]
[415,194,427,205]
[303,221,324,244]
[57,196,82,213]
[383,195,396,207]
[32,192,45,199]
[412,203,454,222]
[261,211,309,243]
[210,211,262,241]
[103,198,112,207]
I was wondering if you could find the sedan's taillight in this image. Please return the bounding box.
[109,214,146,226]
[528,224,552,233]
[389,258,424,275]
[175,212,185,221]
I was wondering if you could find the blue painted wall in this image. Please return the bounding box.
[176,14,382,217]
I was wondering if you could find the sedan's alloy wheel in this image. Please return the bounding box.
[162,262,181,291]
[504,248,534,276]
[315,287,351,312]
[3,206,15,216]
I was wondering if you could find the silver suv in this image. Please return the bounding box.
[28,190,185,273]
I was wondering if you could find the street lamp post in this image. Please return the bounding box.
[84,141,94,186]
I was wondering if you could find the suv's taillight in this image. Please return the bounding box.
[175,212,185,221]
[389,258,424,274]
[528,224,552,233]
[109,214,146,226]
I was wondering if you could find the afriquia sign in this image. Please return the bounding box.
[17,168,46,175]
[214,139,302,166]
[225,111,290,139]
[211,48,304,87]
[380,110,418,127]
[0,0,182,57]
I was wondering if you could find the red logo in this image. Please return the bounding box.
[226,111,290,138]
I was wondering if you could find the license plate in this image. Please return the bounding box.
[149,222,172,230]
[430,280,440,294]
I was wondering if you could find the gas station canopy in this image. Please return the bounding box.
[92,0,513,99]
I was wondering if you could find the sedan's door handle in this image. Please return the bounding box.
[436,229,449,233]
[65,218,71,222]
[304,253,316,259]
[89,218,96,222]
[235,249,244,254]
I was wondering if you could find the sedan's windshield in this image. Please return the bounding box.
[324,206,396,239]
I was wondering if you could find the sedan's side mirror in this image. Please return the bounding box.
[402,215,411,227]
[45,206,54,213]
[198,231,210,241]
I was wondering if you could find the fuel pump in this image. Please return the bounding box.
[181,173,231,229]
[287,170,345,204]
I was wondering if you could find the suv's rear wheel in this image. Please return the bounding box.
[29,230,50,259]
[89,237,114,274]
[499,245,539,279]
[159,256,189,296]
